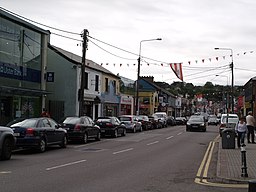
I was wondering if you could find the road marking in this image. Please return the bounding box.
[166,136,174,140]
[46,160,86,171]
[177,132,183,135]
[147,141,159,146]
[195,140,248,188]
[0,171,11,174]
[113,148,134,155]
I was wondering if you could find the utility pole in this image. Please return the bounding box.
[79,29,89,116]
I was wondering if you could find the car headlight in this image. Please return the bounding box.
[200,123,205,126]
[187,123,191,125]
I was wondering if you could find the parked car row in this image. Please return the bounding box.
[1,113,188,160]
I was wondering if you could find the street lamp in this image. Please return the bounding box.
[215,47,234,113]
[216,74,229,113]
[135,38,162,115]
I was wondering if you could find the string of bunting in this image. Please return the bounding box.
[99,50,254,67]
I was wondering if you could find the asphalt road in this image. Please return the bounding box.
[0,125,247,192]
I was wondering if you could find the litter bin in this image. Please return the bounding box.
[222,128,235,149]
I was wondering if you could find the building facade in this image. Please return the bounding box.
[0,9,49,125]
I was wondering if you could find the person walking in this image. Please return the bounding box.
[41,108,50,118]
[235,116,247,148]
[246,111,255,143]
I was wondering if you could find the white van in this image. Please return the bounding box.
[219,113,239,136]
[152,112,168,127]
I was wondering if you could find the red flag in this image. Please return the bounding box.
[170,63,183,81]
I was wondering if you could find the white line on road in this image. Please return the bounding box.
[0,171,11,174]
[166,136,174,140]
[177,132,183,135]
[113,148,134,155]
[147,141,159,146]
[46,160,87,171]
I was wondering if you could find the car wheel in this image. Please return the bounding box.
[133,127,136,133]
[0,138,13,160]
[38,139,46,153]
[95,132,101,141]
[60,135,67,148]
[139,126,143,132]
[83,133,88,144]
[113,130,118,138]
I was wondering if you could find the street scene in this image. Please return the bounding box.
[1,1,256,192]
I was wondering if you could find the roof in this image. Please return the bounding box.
[0,8,50,35]
[48,44,120,79]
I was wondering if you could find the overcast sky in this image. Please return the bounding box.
[1,0,256,86]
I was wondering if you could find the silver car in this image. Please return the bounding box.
[0,126,16,160]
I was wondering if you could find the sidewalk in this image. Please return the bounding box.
[217,136,256,183]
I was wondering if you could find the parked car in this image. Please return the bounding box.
[10,117,67,152]
[148,115,162,129]
[137,115,152,130]
[167,116,176,126]
[118,115,142,133]
[208,116,219,126]
[186,115,206,132]
[60,116,101,143]
[175,117,187,125]
[95,117,126,138]
[153,112,168,127]
[0,126,16,160]
[6,118,26,127]
[219,113,239,136]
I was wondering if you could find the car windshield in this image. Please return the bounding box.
[119,117,132,121]
[11,119,37,127]
[138,116,148,120]
[222,116,238,123]
[189,116,204,121]
[154,114,164,118]
[62,117,80,124]
[96,118,111,122]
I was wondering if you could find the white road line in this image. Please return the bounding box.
[166,136,174,140]
[147,141,159,146]
[177,132,183,135]
[46,160,87,171]
[0,171,11,174]
[113,148,134,155]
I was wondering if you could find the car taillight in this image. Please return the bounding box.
[220,124,226,128]
[106,123,113,127]
[26,128,35,136]
[74,125,81,131]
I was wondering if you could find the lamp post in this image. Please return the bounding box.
[215,47,234,113]
[216,74,229,113]
[136,38,162,115]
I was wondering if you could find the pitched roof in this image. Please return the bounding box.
[48,44,120,79]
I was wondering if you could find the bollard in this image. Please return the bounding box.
[241,144,248,177]
[248,180,256,192]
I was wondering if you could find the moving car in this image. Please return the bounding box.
[118,115,142,133]
[95,117,126,138]
[61,116,101,143]
[152,112,168,127]
[137,115,152,130]
[10,117,67,152]
[219,113,239,136]
[175,117,187,125]
[0,126,16,160]
[186,115,206,132]
[208,116,219,126]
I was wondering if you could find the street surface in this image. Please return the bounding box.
[0,125,247,192]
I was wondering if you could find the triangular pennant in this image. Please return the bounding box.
[170,63,183,81]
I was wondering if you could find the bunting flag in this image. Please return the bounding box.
[170,63,183,81]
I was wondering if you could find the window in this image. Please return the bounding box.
[105,78,109,92]
[95,75,99,91]
[113,80,116,93]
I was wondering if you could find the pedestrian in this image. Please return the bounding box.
[235,116,247,148]
[246,111,255,144]
[41,108,50,118]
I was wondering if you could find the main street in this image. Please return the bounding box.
[0,125,246,192]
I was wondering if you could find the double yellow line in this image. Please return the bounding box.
[194,137,248,188]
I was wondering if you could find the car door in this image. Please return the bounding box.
[87,117,98,137]
[48,118,63,143]
[41,118,55,144]
[83,117,92,137]
[114,117,122,134]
